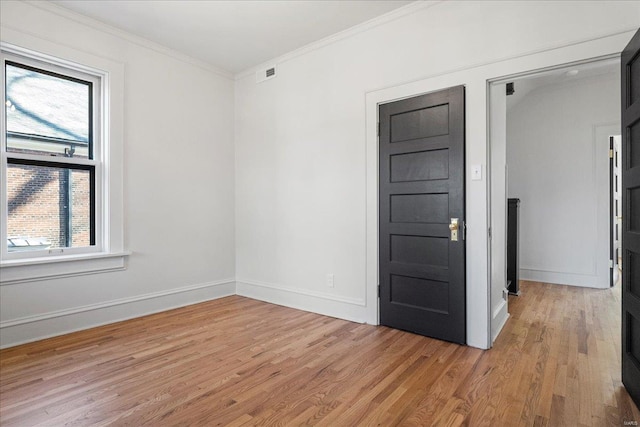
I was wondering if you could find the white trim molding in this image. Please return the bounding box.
[20,1,234,80]
[236,279,369,324]
[491,300,509,344]
[234,1,441,80]
[519,269,606,289]
[0,278,236,348]
[0,252,131,285]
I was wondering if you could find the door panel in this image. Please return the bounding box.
[632,120,640,167]
[390,104,450,142]
[629,252,640,298]
[390,193,449,224]
[622,28,640,408]
[390,149,449,182]
[379,86,465,344]
[390,234,449,266]
[389,274,449,312]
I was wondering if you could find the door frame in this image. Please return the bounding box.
[612,135,623,287]
[366,79,486,348]
[486,55,620,343]
[611,135,615,288]
[365,31,635,350]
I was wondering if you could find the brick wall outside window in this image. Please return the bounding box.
[7,164,90,248]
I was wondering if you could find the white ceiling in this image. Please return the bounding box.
[506,58,619,110]
[52,0,414,74]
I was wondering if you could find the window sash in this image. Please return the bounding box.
[5,59,94,159]
[7,157,96,251]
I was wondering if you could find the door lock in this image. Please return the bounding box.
[449,218,459,241]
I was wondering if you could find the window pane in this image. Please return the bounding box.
[5,63,90,158]
[7,162,93,252]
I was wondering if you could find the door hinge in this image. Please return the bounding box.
[610,259,614,268]
[377,284,380,297]
[377,122,380,136]
[609,149,614,159]
[488,226,491,239]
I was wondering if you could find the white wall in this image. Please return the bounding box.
[0,1,236,347]
[506,73,620,288]
[235,1,639,348]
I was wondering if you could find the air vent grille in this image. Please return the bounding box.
[256,65,277,83]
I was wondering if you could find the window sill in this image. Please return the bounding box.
[0,251,131,285]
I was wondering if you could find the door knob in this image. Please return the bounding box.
[450,218,459,241]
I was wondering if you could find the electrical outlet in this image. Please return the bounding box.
[327,274,334,288]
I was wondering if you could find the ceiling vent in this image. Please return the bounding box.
[256,65,277,83]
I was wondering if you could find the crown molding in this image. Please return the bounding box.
[19,0,235,80]
[234,0,441,80]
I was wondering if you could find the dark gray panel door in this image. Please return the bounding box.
[622,28,640,408]
[379,86,465,344]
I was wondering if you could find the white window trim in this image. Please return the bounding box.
[0,34,128,285]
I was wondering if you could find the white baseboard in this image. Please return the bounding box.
[491,299,509,344]
[236,279,368,324]
[0,279,235,349]
[520,269,608,289]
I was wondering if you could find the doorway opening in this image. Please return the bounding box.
[488,56,621,343]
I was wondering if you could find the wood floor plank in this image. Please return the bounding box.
[1,281,639,426]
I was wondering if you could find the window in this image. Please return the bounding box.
[2,51,102,261]
[0,37,130,286]
[0,40,126,284]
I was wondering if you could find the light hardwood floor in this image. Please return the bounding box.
[1,281,639,426]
